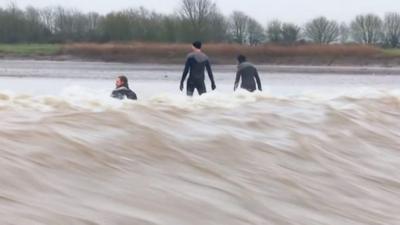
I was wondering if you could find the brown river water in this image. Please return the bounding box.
[0,60,400,225]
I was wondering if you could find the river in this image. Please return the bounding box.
[0,60,399,225]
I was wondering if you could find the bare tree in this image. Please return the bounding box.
[53,7,72,38]
[8,2,396,46]
[305,17,339,44]
[25,6,40,25]
[383,12,400,47]
[0,2,26,42]
[266,20,282,43]
[208,11,229,42]
[24,6,51,42]
[350,14,383,45]
[229,11,249,44]
[39,7,56,33]
[162,15,180,42]
[86,12,102,32]
[100,11,132,41]
[247,18,265,45]
[339,22,350,44]
[179,0,217,40]
[281,23,300,44]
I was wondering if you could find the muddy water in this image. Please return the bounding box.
[0,60,400,225]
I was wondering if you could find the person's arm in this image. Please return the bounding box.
[234,70,240,91]
[111,90,124,100]
[180,58,190,91]
[126,90,137,100]
[255,69,262,91]
[206,60,216,90]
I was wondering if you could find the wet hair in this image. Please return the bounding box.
[237,54,247,63]
[192,41,202,49]
[118,75,129,88]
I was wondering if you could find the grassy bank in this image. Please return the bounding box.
[2,43,400,66]
[0,44,62,56]
[382,49,400,57]
[62,43,394,65]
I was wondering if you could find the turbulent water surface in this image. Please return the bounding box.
[1,60,400,225]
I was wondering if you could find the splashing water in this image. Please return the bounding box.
[1,86,400,225]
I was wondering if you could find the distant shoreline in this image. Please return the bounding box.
[1,43,400,75]
[1,57,400,76]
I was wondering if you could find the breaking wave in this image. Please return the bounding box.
[1,87,400,225]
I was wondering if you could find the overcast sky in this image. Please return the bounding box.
[1,0,400,24]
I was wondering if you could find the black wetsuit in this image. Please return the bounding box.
[111,86,137,100]
[180,51,216,96]
[234,62,262,92]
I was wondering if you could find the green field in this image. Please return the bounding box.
[0,44,62,55]
[382,49,400,57]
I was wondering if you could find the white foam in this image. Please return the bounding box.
[0,84,400,112]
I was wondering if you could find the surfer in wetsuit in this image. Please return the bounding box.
[180,41,216,96]
[234,55,262,92]
[111,75,137,100]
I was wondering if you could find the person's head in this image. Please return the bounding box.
[116,75,129,88]
[237,54,247,64]
[192,41,202,51]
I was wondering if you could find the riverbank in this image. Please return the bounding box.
[61,43,400,66]
[2,43,400,75]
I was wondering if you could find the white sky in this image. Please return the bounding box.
[1,0,399,24]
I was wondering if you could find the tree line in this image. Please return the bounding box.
[1,0,400,47]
